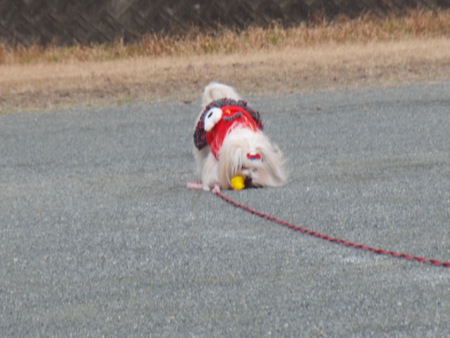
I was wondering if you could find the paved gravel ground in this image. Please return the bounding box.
[1,82,449,336]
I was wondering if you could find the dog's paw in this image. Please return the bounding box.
[187,181,220,193]
[201,183,221,193]
[212,184,221,194]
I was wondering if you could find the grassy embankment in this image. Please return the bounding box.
[0,9,449,111]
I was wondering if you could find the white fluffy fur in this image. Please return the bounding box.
[194,82,287,190]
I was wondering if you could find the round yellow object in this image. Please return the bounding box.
[230,175,245,190]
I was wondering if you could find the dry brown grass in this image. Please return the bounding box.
[0,9,449,64]
[0,10,449,112]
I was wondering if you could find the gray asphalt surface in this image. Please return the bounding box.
[1,82,449,336]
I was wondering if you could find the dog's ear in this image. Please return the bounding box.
[204,107,222,131]
[257,144,288,187]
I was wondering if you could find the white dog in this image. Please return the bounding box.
[191,82,287,191]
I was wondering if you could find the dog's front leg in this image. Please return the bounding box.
[186,181,220,193]
[201,153,220,191]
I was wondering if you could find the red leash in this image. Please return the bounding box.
[214,190,450,268]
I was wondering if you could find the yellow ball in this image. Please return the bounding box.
[230,175,245,190]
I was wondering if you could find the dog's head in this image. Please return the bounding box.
[218,127,287,189]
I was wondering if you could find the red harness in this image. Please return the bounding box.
[193,99,263,158]
[206,105,259,159]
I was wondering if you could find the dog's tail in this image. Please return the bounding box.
[202,82,241,107]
